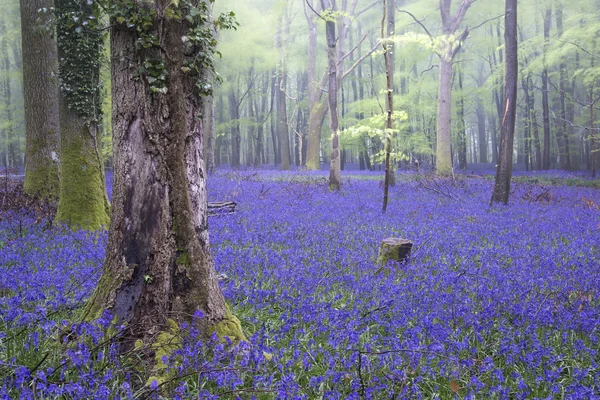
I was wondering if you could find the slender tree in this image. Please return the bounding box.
[20,0,60,198]
[491,0,518,204]
[382,0,394,212]
[322,0,341,190]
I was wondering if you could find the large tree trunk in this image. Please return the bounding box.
[20,0,60,199]
[54,0,109,230]
[491,0,518,205]
[86,5,242,346]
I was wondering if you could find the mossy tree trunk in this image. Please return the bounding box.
[20,0,60,199]
[55,0,109,230]
[87,1,243,346]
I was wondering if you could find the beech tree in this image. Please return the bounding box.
[86,0,244,346]
[436,0,475,176]
[20,0,60,198]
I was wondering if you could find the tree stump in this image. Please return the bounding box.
[378,238,413,266]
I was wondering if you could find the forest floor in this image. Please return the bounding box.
[0,169,599,399]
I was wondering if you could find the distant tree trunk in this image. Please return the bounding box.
[87,4,243,345]
[203,95,215,173]
[555,3,571,170]
[270,71,279,165]
[215,94,223,166]
[228,87,241,168]
[276,15,291,170]
[20,0,60,199]
[457,69,467,170]
[541,6,552,170]
[0,19,16,168]
[476,65,488,164]
[304,0,325,170]
[491,0,518,204]
[55,0,109,230]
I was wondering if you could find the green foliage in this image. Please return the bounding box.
[102,0,238,97]
[56,0,105,124]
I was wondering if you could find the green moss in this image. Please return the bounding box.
[146,319,181,389]
[176,251,190,267]
[209,307,246,344]
[23,137,59,200]
[55,133,109,231]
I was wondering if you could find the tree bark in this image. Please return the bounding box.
[491,0,518,205]
[20,0,60,199]
[86,3,243,346]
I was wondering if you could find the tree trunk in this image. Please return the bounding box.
[324,0,341,190]
[20,0,60,199]
[541,6,552,170]
[304,0,324,170]
[228,87,241,168]
[270,71,279,165]
[555,3,571,170]
[382,0,394,213]
[203,96,215,174]
[491,0,518,205]
[86,5,243,346]
[0,19,16,168]
[54,0,109,230]
[436,57,454,175]
[457,69,467,170]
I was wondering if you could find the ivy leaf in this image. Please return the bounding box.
[116,16,125,24]
[171,0,180,7]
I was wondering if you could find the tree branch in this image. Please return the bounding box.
[338,33,369,66]
[342,39,381,80]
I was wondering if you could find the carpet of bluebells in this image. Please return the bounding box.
[1,169,599,399]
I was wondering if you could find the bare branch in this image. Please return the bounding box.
[342,39,381,80]
[338,33,369,66]
[355,0,382,18]
[396,9,434,43]
[470,13,506,32]
[305,0,326,21]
